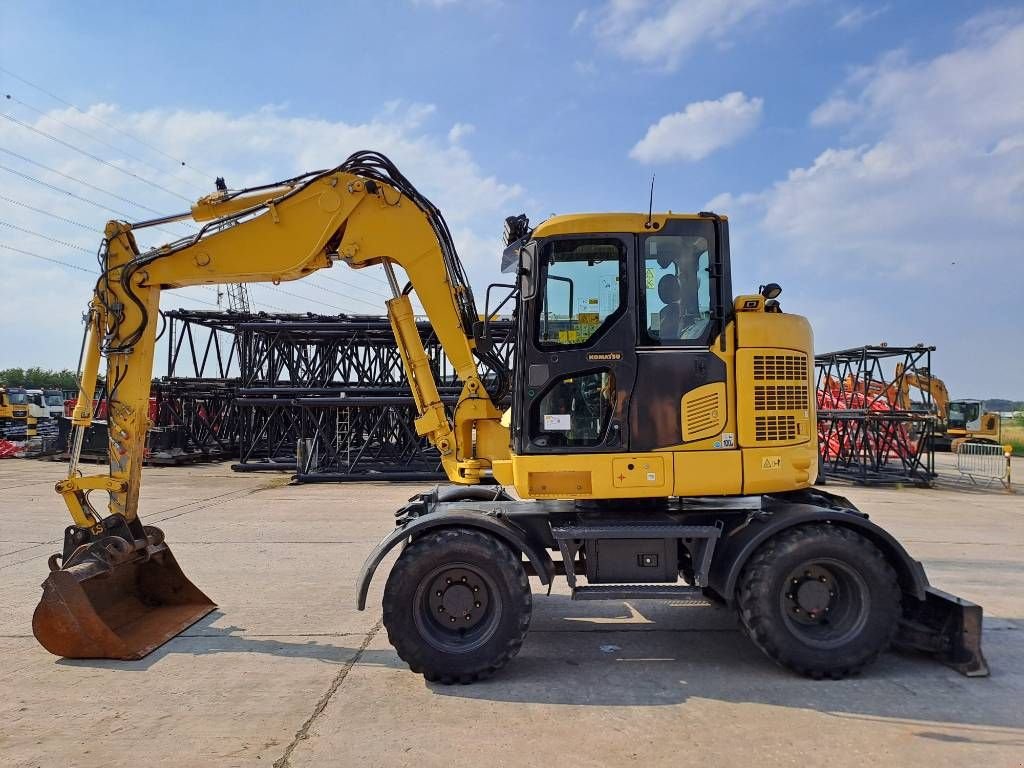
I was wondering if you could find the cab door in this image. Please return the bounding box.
[512,234,637,455]
[628,218,732,451]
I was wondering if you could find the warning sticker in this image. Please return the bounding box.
[646,268,655,289]
[578,312,600,324]
[544,414,571,431]
[722,432,735,448]
[761,456,783,471]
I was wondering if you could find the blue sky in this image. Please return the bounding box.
[0,0,1021,397]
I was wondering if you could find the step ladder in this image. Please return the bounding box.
[551,520,722,600]
[335,407,351,469]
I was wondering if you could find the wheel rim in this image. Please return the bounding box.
[413,562,501,654]
[779,558,870,649]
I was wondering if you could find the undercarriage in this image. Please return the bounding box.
[358,486,988,682]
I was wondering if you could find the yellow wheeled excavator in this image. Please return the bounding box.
[33,151,987,680]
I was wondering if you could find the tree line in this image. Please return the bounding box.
[0,368,81,390]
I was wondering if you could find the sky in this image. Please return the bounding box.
[0,0,1021,398]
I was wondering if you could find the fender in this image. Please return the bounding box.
[356,508,555,610]
[708,491,930,605]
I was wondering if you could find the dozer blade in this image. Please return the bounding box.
[33,544,215,660]
[896,586,989,677]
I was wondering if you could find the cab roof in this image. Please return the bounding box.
[531,212,726,238]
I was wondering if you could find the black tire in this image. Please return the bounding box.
[382,528,532,684]
[737,524,900,679]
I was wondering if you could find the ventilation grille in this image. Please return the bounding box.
[685,391,721,435]
[755,415,798,442]
[754,384,809,411]
[752,354,807,381]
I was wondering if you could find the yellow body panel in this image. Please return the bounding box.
[532,212,725,239]
[511,453,674,499]
[742,443,818,494]
[673,450,743,496]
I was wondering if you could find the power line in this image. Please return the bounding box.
[0,111,193,203]
[0,164,187,239]
[317,270,391,299]
[0,220,93,253]
[0,242,93,273]
[0,146,187,217]
[4,93,207,196]
[0,243,222,312]
[263,284,344,312]
[0,65,216,183]
[305,278,381,309]
[0,194,93,230]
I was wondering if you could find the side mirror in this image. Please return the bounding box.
[759,282,782,300]
[518,241,539,300]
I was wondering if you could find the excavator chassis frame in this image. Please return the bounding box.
[357,486,989,678]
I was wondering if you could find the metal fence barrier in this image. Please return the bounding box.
[956,443,1013,489]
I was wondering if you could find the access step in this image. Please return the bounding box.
[570,584,710,604]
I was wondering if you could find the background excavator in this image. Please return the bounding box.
[33,151,987,681]
[896,365,1001,451]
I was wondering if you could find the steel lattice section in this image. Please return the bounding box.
[815,345,937,486]
[162,309,514,479]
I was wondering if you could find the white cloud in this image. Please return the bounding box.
[582,0,796,71]
[809,96,861,126]
[447,122,475,143]
[630,91,763,163]
[706,14,1024,394]
[0,101,522,371]
[834,4,889,30]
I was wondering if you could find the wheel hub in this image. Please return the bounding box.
[426,567,489,630]
[786,565,837,624]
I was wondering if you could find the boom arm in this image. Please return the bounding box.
[895,364,949,421]
[60,153,508,529]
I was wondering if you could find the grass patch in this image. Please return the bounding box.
[1001,423,1024,455]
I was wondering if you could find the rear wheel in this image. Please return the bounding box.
[737,524,900,679]
[383,528,531,684]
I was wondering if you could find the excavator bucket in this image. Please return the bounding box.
[33,531,215,660]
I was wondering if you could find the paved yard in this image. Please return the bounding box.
[0,455,1021,767]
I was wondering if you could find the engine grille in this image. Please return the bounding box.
[754,415,798,442]
[752,354,807,382]
[754,384,809,411]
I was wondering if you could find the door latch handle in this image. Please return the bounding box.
[607,422,622,447]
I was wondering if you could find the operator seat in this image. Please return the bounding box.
[658,274,681,340]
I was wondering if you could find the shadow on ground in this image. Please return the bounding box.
[53,596,1024,740]
[55,610,405,671]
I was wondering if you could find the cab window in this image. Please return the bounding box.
[537,238,626,348]
[642,234,711,344]
[532,370,616,447]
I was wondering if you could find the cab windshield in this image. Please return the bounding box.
[8,392,27,404]
[45,394,64,406]
[948,401,980,428]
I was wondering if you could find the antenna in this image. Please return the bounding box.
[646,174,656,228]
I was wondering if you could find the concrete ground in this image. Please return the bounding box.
[0,454,1021,768]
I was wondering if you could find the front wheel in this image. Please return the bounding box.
[737,524,900,679]
[383,528,532,684]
